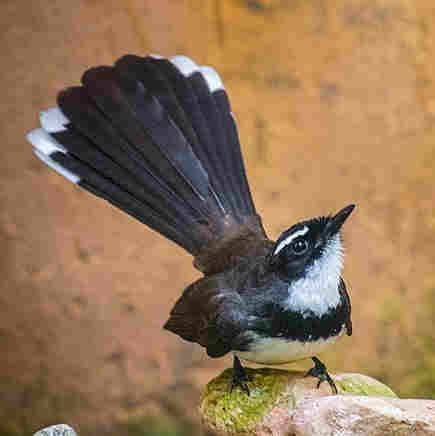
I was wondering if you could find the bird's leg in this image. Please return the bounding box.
[305,356,338,394]
[230,355,253,395]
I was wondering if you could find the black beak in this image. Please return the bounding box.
[325,204,355,236]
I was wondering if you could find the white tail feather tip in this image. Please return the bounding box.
[170,55,199,76]
[200,66,224,92]
[40,107,69,132]
[33,148,80,184]
[27,128,67,155]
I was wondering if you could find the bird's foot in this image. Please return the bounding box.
[305,356,338,394]
[230,356,253,395]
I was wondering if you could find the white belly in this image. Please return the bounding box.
[234,327,346,365]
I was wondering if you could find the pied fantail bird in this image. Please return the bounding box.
[27,55,355,394]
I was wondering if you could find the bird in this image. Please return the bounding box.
[26,54,354,395]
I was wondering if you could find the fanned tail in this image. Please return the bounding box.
[27,55,265,268]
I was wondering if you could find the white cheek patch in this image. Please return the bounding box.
[274,226,309,255]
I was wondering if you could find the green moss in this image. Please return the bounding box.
[336,375,397,398]
[201,368,398,434]
[200,367,297,434]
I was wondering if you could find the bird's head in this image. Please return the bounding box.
[269,204,355,282]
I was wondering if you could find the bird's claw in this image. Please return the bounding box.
[305,356,338,394]
[230,356,253,395]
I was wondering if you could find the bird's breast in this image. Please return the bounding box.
[234,324,347,364]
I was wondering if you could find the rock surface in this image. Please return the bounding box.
[34,425,77,436]
[200,368,435,435]
[290,396,435,436]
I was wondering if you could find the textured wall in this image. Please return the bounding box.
[1,0,435,434]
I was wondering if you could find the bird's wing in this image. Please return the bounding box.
[164,274,249,357]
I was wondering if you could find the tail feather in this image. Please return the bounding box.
[78,67,212,215]
[113,55,225,215]
[52,126,193,230]
[114,55,207,170]
[55,152,196,252]
[58,86,211,253]
[27,55,263,261]
[143,56,235,215]
[186,64,242,217]
[170,57,255,218]
[212,86,256,217]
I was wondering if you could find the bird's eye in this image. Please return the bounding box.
[291,239,309,255]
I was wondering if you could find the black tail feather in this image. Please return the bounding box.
[212,89,256,216]
[187,71,242,217]
[28,55,262,260]
[51,127,197,234]
[114,56,208,172]
[82,67,213,211]
[138,58,234,215]
[52,149,197,252]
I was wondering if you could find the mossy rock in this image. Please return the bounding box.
[199,368,397,436]
[334,373,397,398]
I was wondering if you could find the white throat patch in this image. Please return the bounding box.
[284,234,343,317]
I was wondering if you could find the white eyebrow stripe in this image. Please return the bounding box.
[273,226,309,255]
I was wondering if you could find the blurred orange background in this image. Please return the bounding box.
[1,0,435,435]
